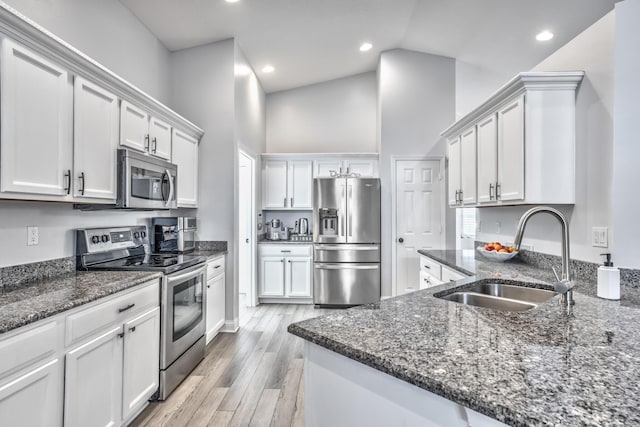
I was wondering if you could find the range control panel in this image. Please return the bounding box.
[77,226,149,254]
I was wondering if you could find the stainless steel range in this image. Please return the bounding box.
[76,225,207,400]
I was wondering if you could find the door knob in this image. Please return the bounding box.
[398,238,404,243]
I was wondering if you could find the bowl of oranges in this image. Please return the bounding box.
[477,242,518,262]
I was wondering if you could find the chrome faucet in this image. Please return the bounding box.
[513,206,574,307]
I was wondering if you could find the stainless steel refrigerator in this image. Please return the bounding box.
[313,177,381,306]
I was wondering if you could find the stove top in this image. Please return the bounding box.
[86,253,206,275]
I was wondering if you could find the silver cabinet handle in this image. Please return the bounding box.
[290,197,293,207]
[79,172,85,196]
[495,182,501,199]
[118,332,125,339]
[455,190,459,204]
[152,137,157,153]
[458,189,463,205]
[281,250,291,253]
[64,170,71,195]
[118,303,135,313]
[423,265,431,269]
[144,134,150,151]
[129,326,136,332]
[284,197,287,207]
[489,183,494,200]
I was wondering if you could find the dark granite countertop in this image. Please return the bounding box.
[289,249,640,427]
[189,249,228,260]
[258,239,313,245]
[0,270,162,335]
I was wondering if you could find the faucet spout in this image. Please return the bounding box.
[513,206,574,306]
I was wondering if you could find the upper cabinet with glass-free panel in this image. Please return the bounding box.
[441,72,584,208]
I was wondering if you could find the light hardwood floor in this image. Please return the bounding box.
[131,304,332,427]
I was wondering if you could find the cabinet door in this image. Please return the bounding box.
[497,95,525,202]
[73,77,119,201]
[0,359,62,427]
[64,326,123,427]
[313,159,343,178]
[262,160,288,209]
[172,129,199,207]
[286,257,312,297]
[206,273,226,344]
[120,101,149,153]
[447,137,461,206]
[288,160,313,209]
[260,257,285,297]
[0,38,72,197]
[149,116,172,161]
[460,126,477,205]
[344,159,378,177]
[122,307,160,421]
[476,114,498,204]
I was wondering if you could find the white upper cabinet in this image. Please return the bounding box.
[313,159,344,178]
[149,117,172,160]
[0,37,73,197]
[476,114,498,204]
[262,159,313,210]
[312,157,379,178]
[441,72,584,207]
[172,129,199,208]
[73,77,119,201]
[120,101,150,154]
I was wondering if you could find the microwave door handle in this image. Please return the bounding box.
[165,169,175,207]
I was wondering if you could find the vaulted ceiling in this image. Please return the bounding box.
[120,0,617,93]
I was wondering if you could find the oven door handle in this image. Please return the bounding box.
[164,169,175,208]
[166,264,206,285]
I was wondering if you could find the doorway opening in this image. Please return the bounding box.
[238,149,257,326]
[391,157,446,296]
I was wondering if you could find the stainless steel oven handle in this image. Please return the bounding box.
[165,169,175,208]
[314,264,379,270]
[166,264,206,285]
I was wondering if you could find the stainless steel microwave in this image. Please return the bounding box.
[117,149,177,210]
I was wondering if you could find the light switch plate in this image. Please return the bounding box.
[592,227,608,248]
[27,226,39,246]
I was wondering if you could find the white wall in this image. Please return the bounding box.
[378,49,456,297]
[0,0,180,268]
[475,12,615,264]
[455,61,514,119]
[266,72,377,153]
[612,0,640,268]
[3,0,172,104]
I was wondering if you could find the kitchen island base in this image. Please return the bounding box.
[304,342,506,427]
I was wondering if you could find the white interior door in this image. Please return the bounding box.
[395,160,444,295]
[238,150,256,308]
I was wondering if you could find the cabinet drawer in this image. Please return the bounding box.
[207,256,225,279]
[259,244,312,257]
[0,321,58,381]
[419,255,442,280]
[65,280,159,347]
[419,271,443,290]
[441,266,467,283]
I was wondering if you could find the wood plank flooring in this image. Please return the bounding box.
[131,304,333,427]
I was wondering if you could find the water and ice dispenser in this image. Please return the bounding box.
[318,208,339,237]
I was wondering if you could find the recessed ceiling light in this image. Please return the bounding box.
[262,65,275,73]
[225,0,240,3]
[536,30,554,41]
[359,42,373,52]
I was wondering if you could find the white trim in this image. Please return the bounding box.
[221,319,239,333]
[261,152,379,160]
[390,155,446,297]
[0,3,204,140]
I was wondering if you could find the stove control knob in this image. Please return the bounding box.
[91,235,100,244]
[101,234,110,243]
[133,232,140,239]
[141,231,146,238]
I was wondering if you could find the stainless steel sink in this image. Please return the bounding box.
[435,282,557,312]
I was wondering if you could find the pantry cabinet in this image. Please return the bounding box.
[73,77,119,201]
[172,129,199,208]
[262,159,313,210]
[0,37,73,198]
[259,244,313,301]
[442,72,584,208]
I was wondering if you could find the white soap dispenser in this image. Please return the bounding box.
[597,253,620,300]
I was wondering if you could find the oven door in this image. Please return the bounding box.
[161,263,206,369]
[119,149,177,209]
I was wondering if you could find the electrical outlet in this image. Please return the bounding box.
[27,226,39,246]
[592,227,608,248]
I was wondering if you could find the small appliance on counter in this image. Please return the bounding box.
[152,217,197,253]
[267,219,281,240]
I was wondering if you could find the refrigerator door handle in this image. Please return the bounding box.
[347,184,353,237]
[315,245,379,251]
[340,183,346,237]
[314,264,379,270]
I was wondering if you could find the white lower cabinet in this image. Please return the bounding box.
[0,358,62,427]
[259,244,312,301]
[206,256,226,344]
[418,254,467,290]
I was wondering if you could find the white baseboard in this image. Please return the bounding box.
[221,318,239,333]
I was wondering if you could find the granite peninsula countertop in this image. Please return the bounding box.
[0,270,162,335]
[288,250,640,427]
[188,249,228,260]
